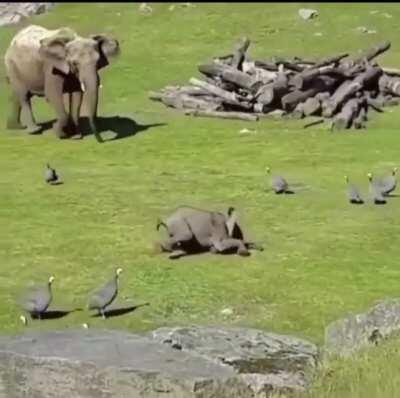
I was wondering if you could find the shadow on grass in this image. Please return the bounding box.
[81,116,166,142]
[91,303,150,319]
[28,116,166,142]
[31,307,83,320]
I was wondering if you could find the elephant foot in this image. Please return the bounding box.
[53,121,69,139]
[6,119,25,130]
[237,248,250,257]
[70,133,84,140]
[27,124,42,135]
[169,250,187,259]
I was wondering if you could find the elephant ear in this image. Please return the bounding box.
[39,30,75,75]
[90,34,120,70]
[225,208,238,237]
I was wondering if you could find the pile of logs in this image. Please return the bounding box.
[149,38,400,130]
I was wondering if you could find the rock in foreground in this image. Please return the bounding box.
[0,327,319,397]
[150,326,319,395]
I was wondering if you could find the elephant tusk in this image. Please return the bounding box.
[99,84,103,89]
[80,81,86,92]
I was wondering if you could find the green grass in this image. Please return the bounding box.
[1,3,400,397]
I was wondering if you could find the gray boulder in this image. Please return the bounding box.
[0,327,319,397]
[325,299,400,357]
[0,3,55,27]
[298,8,319,20]
[149,326,319,395]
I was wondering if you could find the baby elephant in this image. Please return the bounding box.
[156,206,263,259]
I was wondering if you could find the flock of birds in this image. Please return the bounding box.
[266,165,398,204]
[17,163,397,326]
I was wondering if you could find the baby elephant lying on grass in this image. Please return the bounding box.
[155,206,263,259]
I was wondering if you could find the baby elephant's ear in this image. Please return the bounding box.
[39,37,71,75]
[225,208,238,237]
[91,34,120,69]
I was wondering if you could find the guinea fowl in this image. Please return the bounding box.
[19,276,55,322]
[367,173,386,205]
[45,163,60,185]
[344,175,364,204]
[266,167,292,194]
[378,167,397,196]
[87,268,123,319]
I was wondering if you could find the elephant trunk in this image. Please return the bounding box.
[80,68,103,143]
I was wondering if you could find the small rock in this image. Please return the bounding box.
[168,5,175,11]
[382,12,392,18]
[138,2,153,14]
[355,26,368,33]
[239,128,257,135]
[314,32,323,36]
[221,307,234,316]
[370,10,379,14]
[298,8,318,20]
[367,29,377,34]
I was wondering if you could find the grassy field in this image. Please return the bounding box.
[1,3,400,397]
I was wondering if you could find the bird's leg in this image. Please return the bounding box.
[101,309,106,320]
[38,313,42,320]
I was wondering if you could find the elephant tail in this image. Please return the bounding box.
[156,219,167,231]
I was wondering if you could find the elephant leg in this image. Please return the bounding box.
[6,90,23,130]
[45,75,70,139]
[25,96,41,134]
[213,238,250,256]
[245,241,264,252]
[69,91,83,139]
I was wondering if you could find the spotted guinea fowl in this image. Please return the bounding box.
[378,167,397,196]
[266,167,292,194]
[367,172,386,205]
[87,268,123,319]
[19,276,55,322]
[344,175,364,204]
[45,163,60,185]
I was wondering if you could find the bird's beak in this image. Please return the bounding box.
[80,81,86,92]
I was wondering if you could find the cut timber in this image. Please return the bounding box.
[353,107,367,129]
[382,67,400,77]
[189,77,252,109]
[198,63,226,78]
[303,97,321,116]
[221,68,258,90]
[256,80,290,106]
[322,66,382,117]
[161,93,222,111]
[292,103,304,119]
[282,75,337,111]
[291,65,337,90]
[185,109,259,121]
[312,53,349,68]
[332,98,362,130]
[345,41,391,67]
[231,37,250,70]
[378,74,400,96]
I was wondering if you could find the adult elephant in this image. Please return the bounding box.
[4,25,120,142]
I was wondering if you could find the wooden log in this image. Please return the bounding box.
[231,37,250,70]
[221,68,258,90]
[256,80,290,106]
[149,91,164,101]
[303,97,321,116]
[312,53,349,68]
[185,109,259,122]
[291,65,336,90]
[378,74,400,96]
[271,57,305,72]
[382,67,400,77]
[322,66,383,117]
[161,93,222,111]
[282,75,337,111]
[254,60,279,71]
[292,103,305,119]
[343,41,391,68]
[353,107,367,129]
[332,98,361,130]
[189,77,252,109]
[198,63,226,78]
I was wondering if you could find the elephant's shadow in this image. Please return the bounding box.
[81,116,166,142]
[38,116,166,142]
